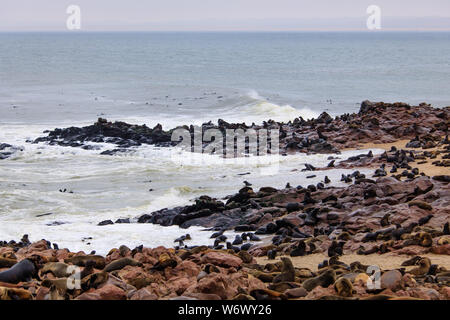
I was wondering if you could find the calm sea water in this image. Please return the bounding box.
[0,32,449,253]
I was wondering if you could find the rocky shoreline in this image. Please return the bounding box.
[30,100,450,156]
[0,101,449,300]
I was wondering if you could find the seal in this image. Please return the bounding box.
[350,261,370,273]
[65,255,106,269]
[40,262,72,278]
[401,256,422,266]
[416,232,432,247]
[0,286,33,300]
[81,271,109,291]
[264,261,283,273]
[267,250,277,260]
[334,277,353,297]
[0,257,17,268]
[437,235,450,245]
[409,257,431,276]
[302,269,336,291]
[118,245,131,257]
[0,259,36,284]
[328,240,344,257]
[104,257,143,272]
[41,278,71,293]
[290,241,306,257]
[152,253,177,270]
[272,257,295,283]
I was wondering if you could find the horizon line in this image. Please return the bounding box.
[2,29,450,33]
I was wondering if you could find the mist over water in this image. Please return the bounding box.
[0,32,449,253]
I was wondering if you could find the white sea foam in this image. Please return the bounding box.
[0,119,385,253]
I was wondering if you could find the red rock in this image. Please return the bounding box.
[402,274,417,288]
[35,287,50,300]
[381,270,404,291]
[130,288,158,300]
[133,252,158,265]
[195,274,228,299]
[431,244,450,255]
[257,213,273,227]
[118,266,160,289]
[200,252,242,268]
[55,249,71,261]
[406,288,441,300]
[284,287,308,298]
[183,292,222,300]
[166,277,192,295]
[166,260,200,279]
[282,213,303,227]
[76,284,126,300]
[304,286,336,299]
[441,287,450,299]
[393,246,429,256]
[103,274,136,293]
[413,177,434,195]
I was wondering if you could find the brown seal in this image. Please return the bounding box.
[103,257,142,272]
[65,255,106,269]
[334,277,354,297]
[40,262,72,278]
[408,257,431,276]
[302,269,336,291]
[0,258,17,268]
[0,286,33,300]
[272,257,295,283]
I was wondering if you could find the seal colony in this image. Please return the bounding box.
[0,101,449,300]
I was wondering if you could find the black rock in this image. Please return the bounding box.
[98,220,114,226]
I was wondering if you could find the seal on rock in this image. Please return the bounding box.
[0,259,37,284]
[0,257,17,268]
[40,262,73,278]
[103,258,142,272]
[65,255,106,269]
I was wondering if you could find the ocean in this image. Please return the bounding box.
[0,31,449,253]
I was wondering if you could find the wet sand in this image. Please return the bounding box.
[345,139,449,177]
[256,252,450,272]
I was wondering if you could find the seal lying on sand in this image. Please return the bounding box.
[272,257,295,283]
[408,257,431,276]
[302,269,336,291]
[0,259,36,284]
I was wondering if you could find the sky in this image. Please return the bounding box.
[1,0,450,31]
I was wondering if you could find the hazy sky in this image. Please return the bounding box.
[1,0,450,31]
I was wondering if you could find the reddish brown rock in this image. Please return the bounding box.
[431,244,450,255]
[380,270,404,291]
[130,288,158,300]
[200,252,242,268]
[284,287,308,298]
[76,284,126,300]
[304,286,336,299]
